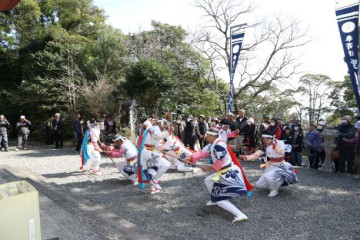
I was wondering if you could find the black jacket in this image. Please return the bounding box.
[185,120,195,139]
[52,119,64,134]
[293,132,304,152]
[235,116,248,135]
[337,123,356,146]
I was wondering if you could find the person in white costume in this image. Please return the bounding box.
[87,121,104,174]
[187,127,253,223]
[160,135,200,173]
[242,130,298,197]
[105,135,139,185]
[141,118,172,194]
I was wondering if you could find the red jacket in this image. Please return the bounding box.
[265,126,282,140]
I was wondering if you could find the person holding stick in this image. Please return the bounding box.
[160,135,201,173]
[105,135,139,185]
[241,130,298,197]
[185,127,253,223]
[139,118,172,194]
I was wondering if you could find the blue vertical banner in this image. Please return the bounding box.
[335,1,360,111]
[228,24,246,113]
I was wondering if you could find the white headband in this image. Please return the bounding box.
[262,134,274,138]
[113,134,127,141]
[206,131,219,136]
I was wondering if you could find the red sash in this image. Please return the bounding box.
[227,145,254,191]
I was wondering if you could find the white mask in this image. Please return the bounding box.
[80,121,84,124]
[270,122,276,126]
[317,125,323,130]
[294,127,299,131]
[247,122,251,125]
[176,120,181,124]
[342,120,348,124]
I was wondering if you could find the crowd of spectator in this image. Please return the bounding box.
[0,114,32,151]
[170,110,360,179]
[0,112,117,152]
[1,109,360,179]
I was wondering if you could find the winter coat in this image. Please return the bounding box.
[345,132,360,154]
[196,121,208,136]
[266,125,282,140]
[307,129,324,152]
[0,120,10,135]
[243,124,256,147]
[16,120,31,135]
[185,120,195,140]
[235,116,248,135]
[336,123,356,147]
[52,119,64,134]
[293,132,304,152]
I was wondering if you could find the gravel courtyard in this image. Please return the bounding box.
[1,144,360,240]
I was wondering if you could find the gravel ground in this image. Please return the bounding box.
[1,143,360,240]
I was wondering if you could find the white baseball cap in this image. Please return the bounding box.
[318,121,326,126]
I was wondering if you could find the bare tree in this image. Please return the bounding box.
[191,0,309,112]
[82,75,113,116]
[57,48,85,114]
[57,46,123,116]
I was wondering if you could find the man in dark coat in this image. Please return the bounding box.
[336,115,356,173]
[235,109,248,155]
[184,115,196,150]
[53,113,64,149]
[0,115,10,151]
[15,115,31,150]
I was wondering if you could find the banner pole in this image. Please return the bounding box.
[335,1,360,112]
[228,24,247,113]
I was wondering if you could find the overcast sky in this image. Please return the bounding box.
[93,0,350,83]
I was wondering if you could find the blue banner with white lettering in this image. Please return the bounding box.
[228,24,246,113]
[335,2,360,111]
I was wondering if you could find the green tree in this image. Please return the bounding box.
[81,27,128,81]
[124,21,222,116]
[295,74,333,124]
[239,86,296,122]
[327,75,356,124]
[0,0,109,138]
[123,58,173,115]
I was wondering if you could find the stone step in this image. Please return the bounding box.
[0,164,161,240]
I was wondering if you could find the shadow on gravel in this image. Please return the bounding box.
[98,162,117,168]
[42,171,87,179]
[16,149,78,158]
